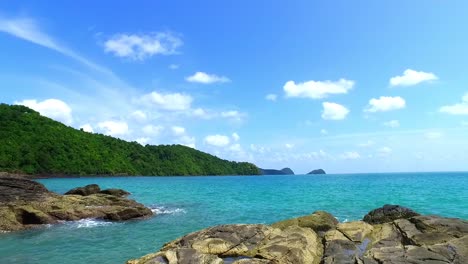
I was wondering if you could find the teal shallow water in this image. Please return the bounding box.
[0,172,467,263]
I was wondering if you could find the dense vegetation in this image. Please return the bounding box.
[0,104,260,176]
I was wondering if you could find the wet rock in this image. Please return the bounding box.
[64,184,101,196]
[100,188,130,197]
[0,177,152,231]
[363,204,420,224]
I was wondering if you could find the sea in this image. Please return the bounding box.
[0,172,467,263]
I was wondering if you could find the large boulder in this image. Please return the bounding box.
[100,188,130,197]
[0,177,152,231]
[363,204,420,224]
[127,224,324,264]
[64,184,101,196]
[271,210,338,235]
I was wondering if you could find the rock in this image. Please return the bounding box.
[129,205,468,264]
[100,188,130,197]
[0,177,50,203]
[363,204,420,224]
[127,224,323,264]
[307,169,326,175]
[0,177,152,231]
[271,210,338,235]
[64,184,101,196]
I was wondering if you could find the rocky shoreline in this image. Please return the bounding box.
[128,205,468,264]
[0,176,152,232]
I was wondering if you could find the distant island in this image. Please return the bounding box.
[260,167,295,175]
[0,104,260,177]
[308,169,326,174]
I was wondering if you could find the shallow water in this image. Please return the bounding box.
[0,172,467,263]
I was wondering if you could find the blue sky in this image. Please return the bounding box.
[1,1,468,173]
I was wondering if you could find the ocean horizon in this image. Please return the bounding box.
[0,172,467,263]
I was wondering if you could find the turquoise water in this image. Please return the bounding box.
[0,172,467,263]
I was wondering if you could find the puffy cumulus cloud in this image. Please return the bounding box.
[220,110,245,121]
[321,102,349,120]
[377,147,392,156]
[285,143,294,149]
[365,96,406,112]
[228,143,242,152]
[97,121,129,136]
[284,78,354,99]
[186,72,230,84]
[140,91,193,111]
[232,132,240,141]
[390,69,438,87]
[15,99,73,125]
[383,120,400,128]
[439,93,468,115]
[176,135,196,149]
[142,125,164,136]
[130,110,147,122]
[190,108,213,119]
[204,134,230,147]
[340,151,361,160]
[135,137,150,146]
[104,32,182,60]
[425,132,443,139]
[171,126,186,136]
[80,124,94,133]
[265,94,277,101]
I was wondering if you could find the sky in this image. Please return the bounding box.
[1,1,468,174]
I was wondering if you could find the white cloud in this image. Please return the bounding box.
[232,132,240,141]
[358,140,375,148]
[383,120,400,128]
[80,124,94,133]
[15,99,73,125]
[390,69,438,87]
[142,125,164,136]
[284,78,354,99]
[365,96,406,112]
[186,72,230,84]
[97,121,129,136]
[176,135,196,149]
[321,102,349,120]
[104,32,182,60]
[140,91,193,111]
[130,110,147,122]
[439,93,468,115]
[425,132,442,139]
[265,94,277,101]
[204,134,230,147]
[0,16,115,75]
[220,110,244,121]
[285,143,294,149]
[135,137,150,145]
[377,147,392,156]
[229,143,242,152]
[340,151,361,160]
[171,126,186,136]
[320,129,328,135]
[169,64,179,70]
[191,108,213,119]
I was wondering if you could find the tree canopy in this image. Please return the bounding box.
[0,104,260,176]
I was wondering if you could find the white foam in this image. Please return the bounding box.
[63,219,113,229]
[150,206,186,215]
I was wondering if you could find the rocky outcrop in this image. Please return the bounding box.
[64,184,101,196]
[128,205,468,264]
[363,204,420,224]
[0,177,152,232]
[307,169,326,175]
[100,188,131,197]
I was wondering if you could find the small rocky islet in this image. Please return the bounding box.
[128,204,468,264]
[0,176,152,231]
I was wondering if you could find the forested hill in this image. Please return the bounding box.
[0,104,261,176]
